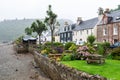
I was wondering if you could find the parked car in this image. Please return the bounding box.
[110,42,120,49]
[75,41,85,45]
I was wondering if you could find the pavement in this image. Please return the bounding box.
[0,44,50,80]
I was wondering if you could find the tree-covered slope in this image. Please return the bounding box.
[0,19,73,42]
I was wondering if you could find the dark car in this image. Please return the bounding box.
[110,42,120,49]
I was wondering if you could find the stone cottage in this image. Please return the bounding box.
[97,8,120,44]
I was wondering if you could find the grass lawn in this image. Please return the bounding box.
[61,60,120,80]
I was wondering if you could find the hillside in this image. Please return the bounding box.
[0,19,73,42]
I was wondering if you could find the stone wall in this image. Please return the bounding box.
[34,51,107,80]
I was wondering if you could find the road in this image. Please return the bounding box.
[0,44,50,80]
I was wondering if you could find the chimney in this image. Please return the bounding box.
[104,8,113,24]
[104,8,110,14]
[98,7,104,15]
[77,17,82,25]
[98,7,104,21]
[64,21,68,26]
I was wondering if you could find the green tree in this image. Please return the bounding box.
[31,20,47,44]
[44,5,57,46]
[87,35,96,45]
[25,27,32,35]
[111,5,120,12]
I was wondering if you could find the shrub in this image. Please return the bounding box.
[41,45,52,54]
[87,35,96,45]
[87,45,96,54]
[97,44,104,55]
[106,54,113,59]
[44,41,52,46]
[44,42,64,54]
[75,52,89,60]
[76,46,90,60]
[44,42,63,47]
[53,42,63,47]
[61,54,72,61]
[15,36,24,44]
[96,42,110,55]
[64,42,75,50]
[102,42,110,48]
[69,44,77,52]
[55,47,63,53]
[41,49,48,54]
[111,47,120,60]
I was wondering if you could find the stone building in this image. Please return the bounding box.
[97,8,120,44]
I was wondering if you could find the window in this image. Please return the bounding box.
[103,39,106,42]
[64,33,66,37]
[113,25,118,35]
[68,26,70,31]
[64,27,66,31]
[103,27,107,35]
[68,33,70,37]
[114,39,118,43]
[61,34,63,38]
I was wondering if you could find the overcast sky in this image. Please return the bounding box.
[0,0,120,22]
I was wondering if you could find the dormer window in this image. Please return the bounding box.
[116,17,120,20]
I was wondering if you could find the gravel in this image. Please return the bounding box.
[0,44,50,80]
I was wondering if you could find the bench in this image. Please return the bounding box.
[87,54,105,64]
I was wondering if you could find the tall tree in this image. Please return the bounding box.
[25,27,32,35]
[31,20,47,44]
[44,5,57,46]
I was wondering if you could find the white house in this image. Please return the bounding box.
[73,17,98,43]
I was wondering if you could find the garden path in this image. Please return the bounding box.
[0,43,50,80]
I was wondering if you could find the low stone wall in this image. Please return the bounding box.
[14,44,28,53]
[34,51,107,80]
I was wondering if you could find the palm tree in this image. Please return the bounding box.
[87,34,96,45]
[25,27,32,35]
[44,5,57,46]
[31,20,47,44]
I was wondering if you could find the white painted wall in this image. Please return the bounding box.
[55,35,60,42]
[73,27,96,43]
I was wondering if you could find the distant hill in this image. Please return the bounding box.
[0,19,73,42]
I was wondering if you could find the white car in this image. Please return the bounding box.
[76,41,84,45]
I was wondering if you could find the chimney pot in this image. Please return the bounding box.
[77,17,82,25]
[64,21,68,25]
[77,17,82,21]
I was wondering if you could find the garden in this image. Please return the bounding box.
[37,35,120,80]
[14,33,120,80]
[13,5,120,80]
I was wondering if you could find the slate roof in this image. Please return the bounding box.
[98,10,120,25]
[109,10,120,22]
[73,17,98,31]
